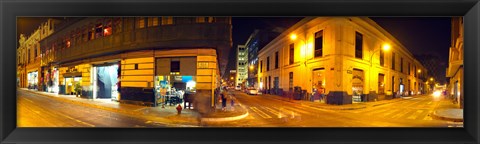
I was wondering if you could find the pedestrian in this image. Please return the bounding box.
[230,95,235,111]
[221,87,228,111]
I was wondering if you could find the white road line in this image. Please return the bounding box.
[365,108,391,116]
[263,107,281,116]
[390,109,412,119]
[381,108,402,117]
[250,107,271,119]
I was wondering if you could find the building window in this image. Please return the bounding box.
[147,17,158,27]
[414,66,417,77]
[88,26,94,40]
[95,23,103,38]
[392,52,395,70]
[113,18,123,34]
[171,61,180,72]
[400,57,403,73]
[134,64,138,70]
[314,30,323,57]
[289,43,294,65]
[392,76,395,92]
[162,17,173,25]
[380,49,384,66]
[266,57,270,71]
[196,17,213,23]
[103,19,112,37]
[260,61,263,73]
[136,17,145,29]
[378,74,385,94]
[355,32,363,59]
[289,72,293,91]
[275,51,279,69]
[408,63,411,75]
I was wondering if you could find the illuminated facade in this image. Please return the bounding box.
[446,17,463,108]
[258,17,427,105]
[245,29,279,89]
[236,45,248,87]
[17,19,59,91]
[19,17,232,107]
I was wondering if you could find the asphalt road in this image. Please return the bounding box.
[17,90,167,127]
[208,90,463,127]
[17,89,462,127]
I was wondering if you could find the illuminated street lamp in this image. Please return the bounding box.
[430,77,434,81]
[230,77,234,80]
[417,69,421,73]
[249,65,254,70]
[368,43,390,99]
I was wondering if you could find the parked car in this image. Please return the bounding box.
[235,85,241,91]
[246,88,258,95]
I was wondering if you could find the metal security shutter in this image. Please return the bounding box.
[180,57,197,76]
[156,58,170,75]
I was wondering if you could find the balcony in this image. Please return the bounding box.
[54,23,231,64]
[446,59,463,77]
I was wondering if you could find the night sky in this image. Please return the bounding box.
[17,17,452,82]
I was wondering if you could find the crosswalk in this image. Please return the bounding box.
[348,98,438,121]
[249,106,310,119]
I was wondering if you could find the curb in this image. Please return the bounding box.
[432,110,464,122]
[201,103,250,122]
[201,111,249,122]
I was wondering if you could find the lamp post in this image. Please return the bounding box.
[368,43,390,102]
[290,33,308,96]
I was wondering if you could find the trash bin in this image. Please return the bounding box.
[293,86,302,100]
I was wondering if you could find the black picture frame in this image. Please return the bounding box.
[1,0,479,144]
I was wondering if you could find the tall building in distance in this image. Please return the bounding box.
[258,17,428,104]
[446,17,463,108]
[245,29,280,89]
[236,45,248,87]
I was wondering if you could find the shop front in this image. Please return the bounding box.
[27,71,38,90]
[45,67,60,93]
[92,63,120,100]
[155,57,197,107]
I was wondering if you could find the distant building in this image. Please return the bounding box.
[258,17,427,105]
[236,45,248,87]
[244,29,280,88]
[446,17,463,108]
[17,19,60,91]
[229,70,237,87]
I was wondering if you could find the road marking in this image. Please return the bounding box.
[365,108,390,116]
[390,109,412,119]
[250,107,271,119]
[381,108,402,117]
[407,110,424,119]
[263,107,281,116]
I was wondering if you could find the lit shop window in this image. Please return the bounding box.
[66,40,71,48]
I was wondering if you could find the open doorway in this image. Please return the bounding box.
[93,64,119,100]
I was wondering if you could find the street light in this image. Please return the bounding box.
[249,65,254,70]
[368,43,390,97]
[430,77,434,81]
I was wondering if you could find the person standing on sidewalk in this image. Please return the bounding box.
[221,87,228,111]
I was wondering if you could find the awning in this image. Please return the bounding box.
[63,72,82,78]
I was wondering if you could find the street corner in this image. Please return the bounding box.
[432,108,463,122]
[200,105,249,122]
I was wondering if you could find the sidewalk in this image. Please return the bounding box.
[260,93,423,110]
[19,88,249,126]
[431,98,463,122]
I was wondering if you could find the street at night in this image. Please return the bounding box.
[18,89,462,127]
[16,17,464,127]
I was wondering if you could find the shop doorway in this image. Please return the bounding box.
[93,64,119,100]
[352,69,364,102]
[65,77,82,95]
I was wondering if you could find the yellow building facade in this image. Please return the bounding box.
[258,17,427,105]
[446,17,463,108]
[30,17,230,107]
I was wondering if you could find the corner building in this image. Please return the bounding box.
[258,17,427,105]
[38,17,232,107]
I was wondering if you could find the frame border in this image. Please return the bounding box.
[1,0,479,143]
